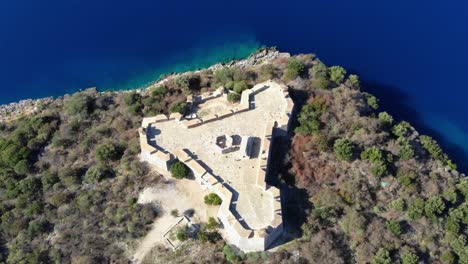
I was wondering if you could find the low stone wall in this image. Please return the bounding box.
[138,127,173,171]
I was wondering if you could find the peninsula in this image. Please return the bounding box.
[0,48,466,264]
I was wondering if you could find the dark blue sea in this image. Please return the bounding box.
[0,0,467,170]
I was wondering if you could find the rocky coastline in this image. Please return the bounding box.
[0,47,287,123]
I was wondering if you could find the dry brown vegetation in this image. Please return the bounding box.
[0,50,466,263]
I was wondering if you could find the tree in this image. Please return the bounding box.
[363,92,379,110]
[333,139,355,161]
[169,101,187,114]
[386,220,402,236]
[259,64,276,80]
[295,103,322,135]
[227,92,241,103]
[283,58,305,81]
[65,92,93,116]
[392,121,412,138]
[223,244,241,263]
[310,62,328,78]
[420,135,444,160]
[400,250,419,264]
[233,81,248,94]
[95,142,124,163]
[206,217,219,230]
[123,91,142,114]
[329,66,347,84]
[204,193,222,205]
[13,159,30,175]
[175,226,188,241]
[389,198,406,212]
[346,74,360,89]
[408,197,425,220]
[398,138,415,161]
[456,179,468,199]
[373,248,392,264]
[170,161,189,179]
[424,196,445,218]
[378,112,394,127]
[440,251,455,264]
[313,77,330,90]
[84,165,114,183]
[361,146,389,177]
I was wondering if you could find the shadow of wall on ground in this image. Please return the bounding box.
[362,80,468,173]
[267,128,312,248]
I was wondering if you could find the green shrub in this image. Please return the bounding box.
[333,139,355,161]
[386,219,402,236]
[310,62,328,78]
[84,165,114,183]
[398,138,415,161]
[65,92,93,116]
[227,92,241,103]
[456,179,468,199]
[389,198,406,211]
[225,81,235,90]
[373,248,392,264]
[392,121,412,138]
[420,135,445,160]
[378,112,394,127]
[424,196,445,218]
[123,91,142,106]
[407,197,425,220]
[170,161,189,179]
[400,250,419,264]
[363,92,379,110]
[259,64,276,80]
[233,81,249,94]
[223,244,241,263]
[295,103,322,135]
[440,251,455,264]
[204,193,222,205]
[150,85,168,97]
[346,74,360,89]
[206,217,219,230]
[313,77,330,90]
[169,101,187,114]
[283,58,305,81]
[329,66,347,84]
[442,189,458,204]
[95,142,124,163]
[176,226,188,241]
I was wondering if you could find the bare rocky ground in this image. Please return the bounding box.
[131,174,218,263]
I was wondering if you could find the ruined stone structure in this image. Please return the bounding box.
[138,80,294,252]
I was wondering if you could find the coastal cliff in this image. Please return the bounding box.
[0,50,466,263]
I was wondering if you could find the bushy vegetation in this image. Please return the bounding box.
[0,88,159,262]
[285,53,466,263]
[204,193,222,206]
[1,50,466,264]
[170,161,189,179]
[283,58,305,81]
[227,92,241,103]
[333,138,355,161]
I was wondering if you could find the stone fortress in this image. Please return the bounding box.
[138,80,294,252]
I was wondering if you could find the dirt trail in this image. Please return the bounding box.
[131,179,217,263]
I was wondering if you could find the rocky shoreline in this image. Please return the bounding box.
[0,47,288,122]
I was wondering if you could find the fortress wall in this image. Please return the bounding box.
[138,81,294,252]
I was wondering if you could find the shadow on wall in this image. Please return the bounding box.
[363,79,468,172]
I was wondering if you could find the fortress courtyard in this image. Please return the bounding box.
[146,82,287,229]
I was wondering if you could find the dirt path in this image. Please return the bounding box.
[131,178,217,263]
